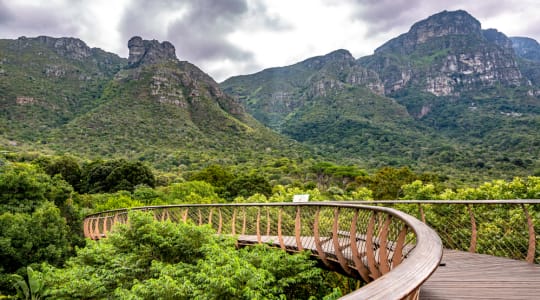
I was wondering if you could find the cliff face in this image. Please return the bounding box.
[511,36,540,61]
[127,36,177,67]
[359,10,526,97]
[221,49,386,131]
[120,36,245,120]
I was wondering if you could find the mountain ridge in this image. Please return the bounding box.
[1,9,539,179]
[222,9,540,178]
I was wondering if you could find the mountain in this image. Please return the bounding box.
[511,37,540,62]
[0,36,125,141]
[221,49,439,168]
[222,49,384,130]
[1,36,307,169]
[1,10,538,179]
[510,36,540,87]
[222,10,540,178]
[359,10,527,97]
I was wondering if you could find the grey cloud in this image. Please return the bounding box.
[119,0,253,61]
[118,0,287,79]
[347,0,531,38]
[0,1,84,39]
[0,0,13,24]
[166,0,252,61]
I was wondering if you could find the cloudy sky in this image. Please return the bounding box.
[1,0,539,81]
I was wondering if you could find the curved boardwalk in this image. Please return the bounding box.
[421,249,540,300]
[84,201,540,299]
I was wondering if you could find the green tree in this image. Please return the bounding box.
[190,164,235,188]
[80,159,155,193]
[226,174,272,199]
[161,181,223,204]
[367,166,418,200]
[0,163,72,213]
[0,202,70,292]
[40,211,337,299]
[44,156,82,191]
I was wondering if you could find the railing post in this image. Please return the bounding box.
[418,203,426,223]
[242,208,247,235]
[392,225,409,268]
[295,206,304,251]
[467,204,477,253]
[313,206,332,269]
[217,208,223,234]
[350,209,371,282]
[378,215,392,274]
[521,204,536,263]
[266,208,271,236]
[256,208,261,243]
[231,209,237,235]
[278,208,285,250]
[366,212,381,279]
[182,208,188,222]
[332,207,352,274]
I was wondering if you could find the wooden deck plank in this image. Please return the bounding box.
[240,236,540,299]
[421,249,540,300]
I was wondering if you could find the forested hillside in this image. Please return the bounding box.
[222,10,540,180]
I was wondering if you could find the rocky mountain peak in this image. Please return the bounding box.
[301,49,355,69]
[17,35,93,60]
[376,10,482,54]
[511,37,540,61]
[127,36,177,67]
[483,29,513,49]
[361,10,526,97]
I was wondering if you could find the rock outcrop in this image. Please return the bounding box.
[18,36,93,60]
[127,36,177,67]
[511,37,540,61]
[359,10,526,97]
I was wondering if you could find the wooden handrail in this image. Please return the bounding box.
[83,202,443,300]
[350,200,540,264]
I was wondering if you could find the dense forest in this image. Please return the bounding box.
[0,151,539,298]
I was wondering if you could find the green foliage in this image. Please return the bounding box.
[0,162,73,213]
[80,159,155,193]
[226,174,272,199]
[190,164,234,188]
[40,211,337,299]
[366,167,420,200]
[42,155,82,191]
[0,202,70,293]
[401,176,540,200]
[9,267,45,300]
[161,181,223,204]
[400,177,540,260]
[92,192,145,212]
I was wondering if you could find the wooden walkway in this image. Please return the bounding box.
[239,236,540,299]
[421,249,540,300]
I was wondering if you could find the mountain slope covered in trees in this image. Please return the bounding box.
[222,10,540,179]
[0,10,539,181]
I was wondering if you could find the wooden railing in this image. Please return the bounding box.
[83,203,442,300]
[364,200,540,264]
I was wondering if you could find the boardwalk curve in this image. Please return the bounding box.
[84,203,443,300]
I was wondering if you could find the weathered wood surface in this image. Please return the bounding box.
[421,249,540,300]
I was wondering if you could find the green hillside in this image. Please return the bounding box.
[222,10,540,179]
[0,36,125,142]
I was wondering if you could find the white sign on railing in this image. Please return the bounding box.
[293,194,310,202]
